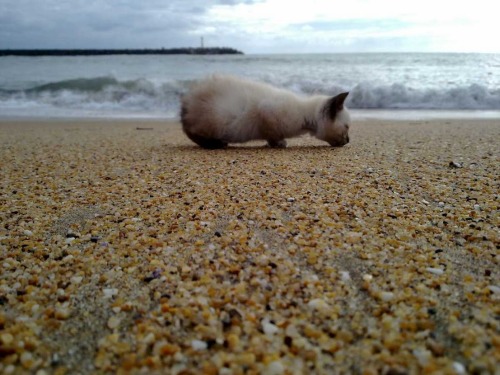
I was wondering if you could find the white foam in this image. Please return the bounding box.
[1,53,500,119]
[352,109,500,120]
[347,83,500,110]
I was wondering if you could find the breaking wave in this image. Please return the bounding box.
[0,76,191,118]
[347,83,500,110]
[1,75,499,118]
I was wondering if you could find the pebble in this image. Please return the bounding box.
[103,288,118,298]
[308,298,330,312]
[142,332,156,345]
[452,362,466,374]
[363,274,373,282]
[1,332,14,345]
[413,348,432,366]
[340,271,351,281]
[107,316,120,329]
[191,340,208,350]
[20,352,34,369]
[379,291,395,302]
[71,276,83,284]
[263,360,285,375]
[488,285,500,294]
[55,307,71,320]
[426,267,444,275]
[262,319,279,335]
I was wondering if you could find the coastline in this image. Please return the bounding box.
[3,109,500,123]
[0,47,244,56]
[0,118,498,374]
[353,109,500,121]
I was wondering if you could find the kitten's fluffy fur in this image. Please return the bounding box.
[181,75,350,149]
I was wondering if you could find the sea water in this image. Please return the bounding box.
[0,53,499,119]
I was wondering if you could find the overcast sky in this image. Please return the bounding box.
[1,0,498,53]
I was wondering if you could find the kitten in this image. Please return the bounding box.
[180,74,350,149]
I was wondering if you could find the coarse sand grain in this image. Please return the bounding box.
[0,118,499,374]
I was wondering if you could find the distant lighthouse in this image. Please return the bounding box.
[201,37,204,48]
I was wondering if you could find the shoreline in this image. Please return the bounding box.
[0,47,244,57]
[1,118,498,374]
[2,109,500,122]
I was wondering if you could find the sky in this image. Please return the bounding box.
[0,0,498,54]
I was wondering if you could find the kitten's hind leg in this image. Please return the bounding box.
[267,139,287,148]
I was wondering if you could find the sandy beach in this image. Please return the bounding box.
[0,118,498,374]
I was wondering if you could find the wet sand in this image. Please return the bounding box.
[0,118,499,374]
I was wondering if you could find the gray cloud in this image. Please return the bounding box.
[0,0,493,53]
[0,0,258,49]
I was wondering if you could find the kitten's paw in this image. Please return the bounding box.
[268,139,287,148]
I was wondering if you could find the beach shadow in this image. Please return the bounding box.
[169,144,346,152]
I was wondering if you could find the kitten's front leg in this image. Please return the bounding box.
[267,139,287,148]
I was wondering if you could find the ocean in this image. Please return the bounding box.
[1,53,499,119]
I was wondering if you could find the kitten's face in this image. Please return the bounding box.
[317,92,350,147]
[324,108,350,147]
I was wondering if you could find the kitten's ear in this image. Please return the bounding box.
[326,92,349,119]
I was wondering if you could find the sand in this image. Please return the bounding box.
[0,118,498,374]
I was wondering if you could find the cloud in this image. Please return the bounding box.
[0,0,498,52]
[202,0,500,53]
[0,0,254,49]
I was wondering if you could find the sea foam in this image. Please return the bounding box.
[2,76,499,118]
[1,52,500,118]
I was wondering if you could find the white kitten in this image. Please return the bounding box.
[181,75,350,149]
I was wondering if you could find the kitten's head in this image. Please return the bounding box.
[317,92,350,147]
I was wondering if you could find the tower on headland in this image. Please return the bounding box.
[201,37,204,49]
